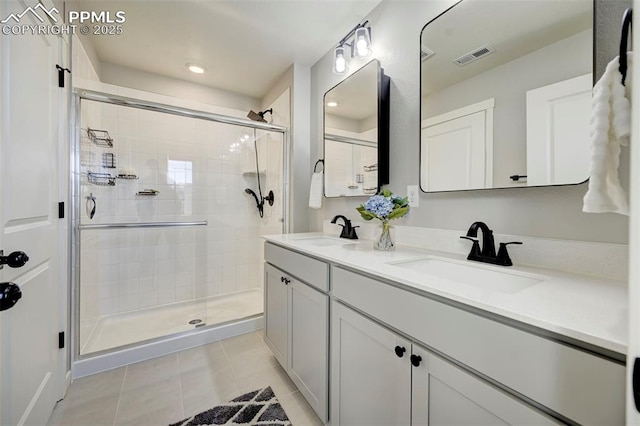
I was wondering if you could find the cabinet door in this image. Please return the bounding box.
[411,344,558,425]
[289,279,328,422]
[331,301,411,425]
[264,263,289,369]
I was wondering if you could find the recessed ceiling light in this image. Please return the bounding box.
[186,63,206,74]
[327,101,338,107]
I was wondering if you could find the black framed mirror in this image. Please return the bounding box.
[420,0,593,192]
[323,59,390,197]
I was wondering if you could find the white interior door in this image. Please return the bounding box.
[0,0,62,424]
[627,2,640,422]
[526,73,592,186]
[421,110,489,191]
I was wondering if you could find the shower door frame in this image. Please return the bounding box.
[70,89,290,365]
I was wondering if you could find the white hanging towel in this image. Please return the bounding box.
[309,171,323,209]
[583,53,632,215]
[363,164,378,195]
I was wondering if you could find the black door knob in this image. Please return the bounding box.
[0,251,29,268]
[394,346,406,358]
[410,354,422,367]
[0,282,22,311]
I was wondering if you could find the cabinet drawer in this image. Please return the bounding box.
[332,266,624,425]
[265,242,329,292]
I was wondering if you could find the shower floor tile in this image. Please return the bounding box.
[49,331,323,426]
[82,289,263,355]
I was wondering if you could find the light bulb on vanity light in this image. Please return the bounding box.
[333,46,348,75]
[354,26,371,57]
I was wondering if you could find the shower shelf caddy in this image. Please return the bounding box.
[102,152,116,169]
[87,128,113,148]
[87,172,116,186]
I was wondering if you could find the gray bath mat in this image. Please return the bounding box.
[169,386,292,426]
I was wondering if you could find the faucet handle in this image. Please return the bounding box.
[460,236,481,258]
[347,226,359,240]
[496,241,522,266]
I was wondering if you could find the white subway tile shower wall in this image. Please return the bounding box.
[78,100,284,354]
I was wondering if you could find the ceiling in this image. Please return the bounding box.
[73,0,382,99]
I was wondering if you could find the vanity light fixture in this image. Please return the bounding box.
[332,20,372,75]
[354,26,371,57]
[186,62,206,74]
[333,46,348,75]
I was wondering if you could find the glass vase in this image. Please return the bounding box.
[374,220,395,251]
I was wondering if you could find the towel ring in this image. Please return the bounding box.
[619,7,632,85]
[314,159,324,172]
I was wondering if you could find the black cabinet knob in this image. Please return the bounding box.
[394,346,406,358]
[410,354,422,367]
[280,276,290,285]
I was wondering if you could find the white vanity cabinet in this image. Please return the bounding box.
[331,301,556,425]
[263,263,289,367]
[330,301,412,425]
[332,265,625,425]
[263,243,329,422]
[411,344,557,425]
[262,239,625,425]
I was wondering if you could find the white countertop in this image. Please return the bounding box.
[264,233,628,355]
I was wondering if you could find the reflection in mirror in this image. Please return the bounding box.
[420,0,593,192]
[324,59,389,197]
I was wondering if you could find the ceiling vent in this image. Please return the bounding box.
[421,46,435,62]
[453,45,495,66]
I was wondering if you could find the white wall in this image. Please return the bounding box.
[310,0,630,244]
[99,62,261,114]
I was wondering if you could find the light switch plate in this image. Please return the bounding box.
[407,185,419,208]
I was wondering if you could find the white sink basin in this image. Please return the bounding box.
[292,236,352,247]
[387,256,545,293]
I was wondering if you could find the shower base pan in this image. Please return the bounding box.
[73,289,263,378]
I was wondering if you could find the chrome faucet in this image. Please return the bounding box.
[460,221,521,266]
[331,215,359,240]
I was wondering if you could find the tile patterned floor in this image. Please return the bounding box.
[48,331,323,426]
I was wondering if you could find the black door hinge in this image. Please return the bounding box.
[55,65,70,88]
[58,202,64,219]
[58,331,65,349]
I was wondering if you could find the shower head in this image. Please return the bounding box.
[244,188,264,217]
[245,188,260,206]
[246,108,273,123]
